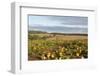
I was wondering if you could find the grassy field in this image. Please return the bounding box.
[28,31,88,60]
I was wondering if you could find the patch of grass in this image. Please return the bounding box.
[28,33,88,60]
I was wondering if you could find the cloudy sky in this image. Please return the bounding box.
[28,15,88,34]
[29,15,88,28]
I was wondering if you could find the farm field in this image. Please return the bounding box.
[28,31,88,60]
